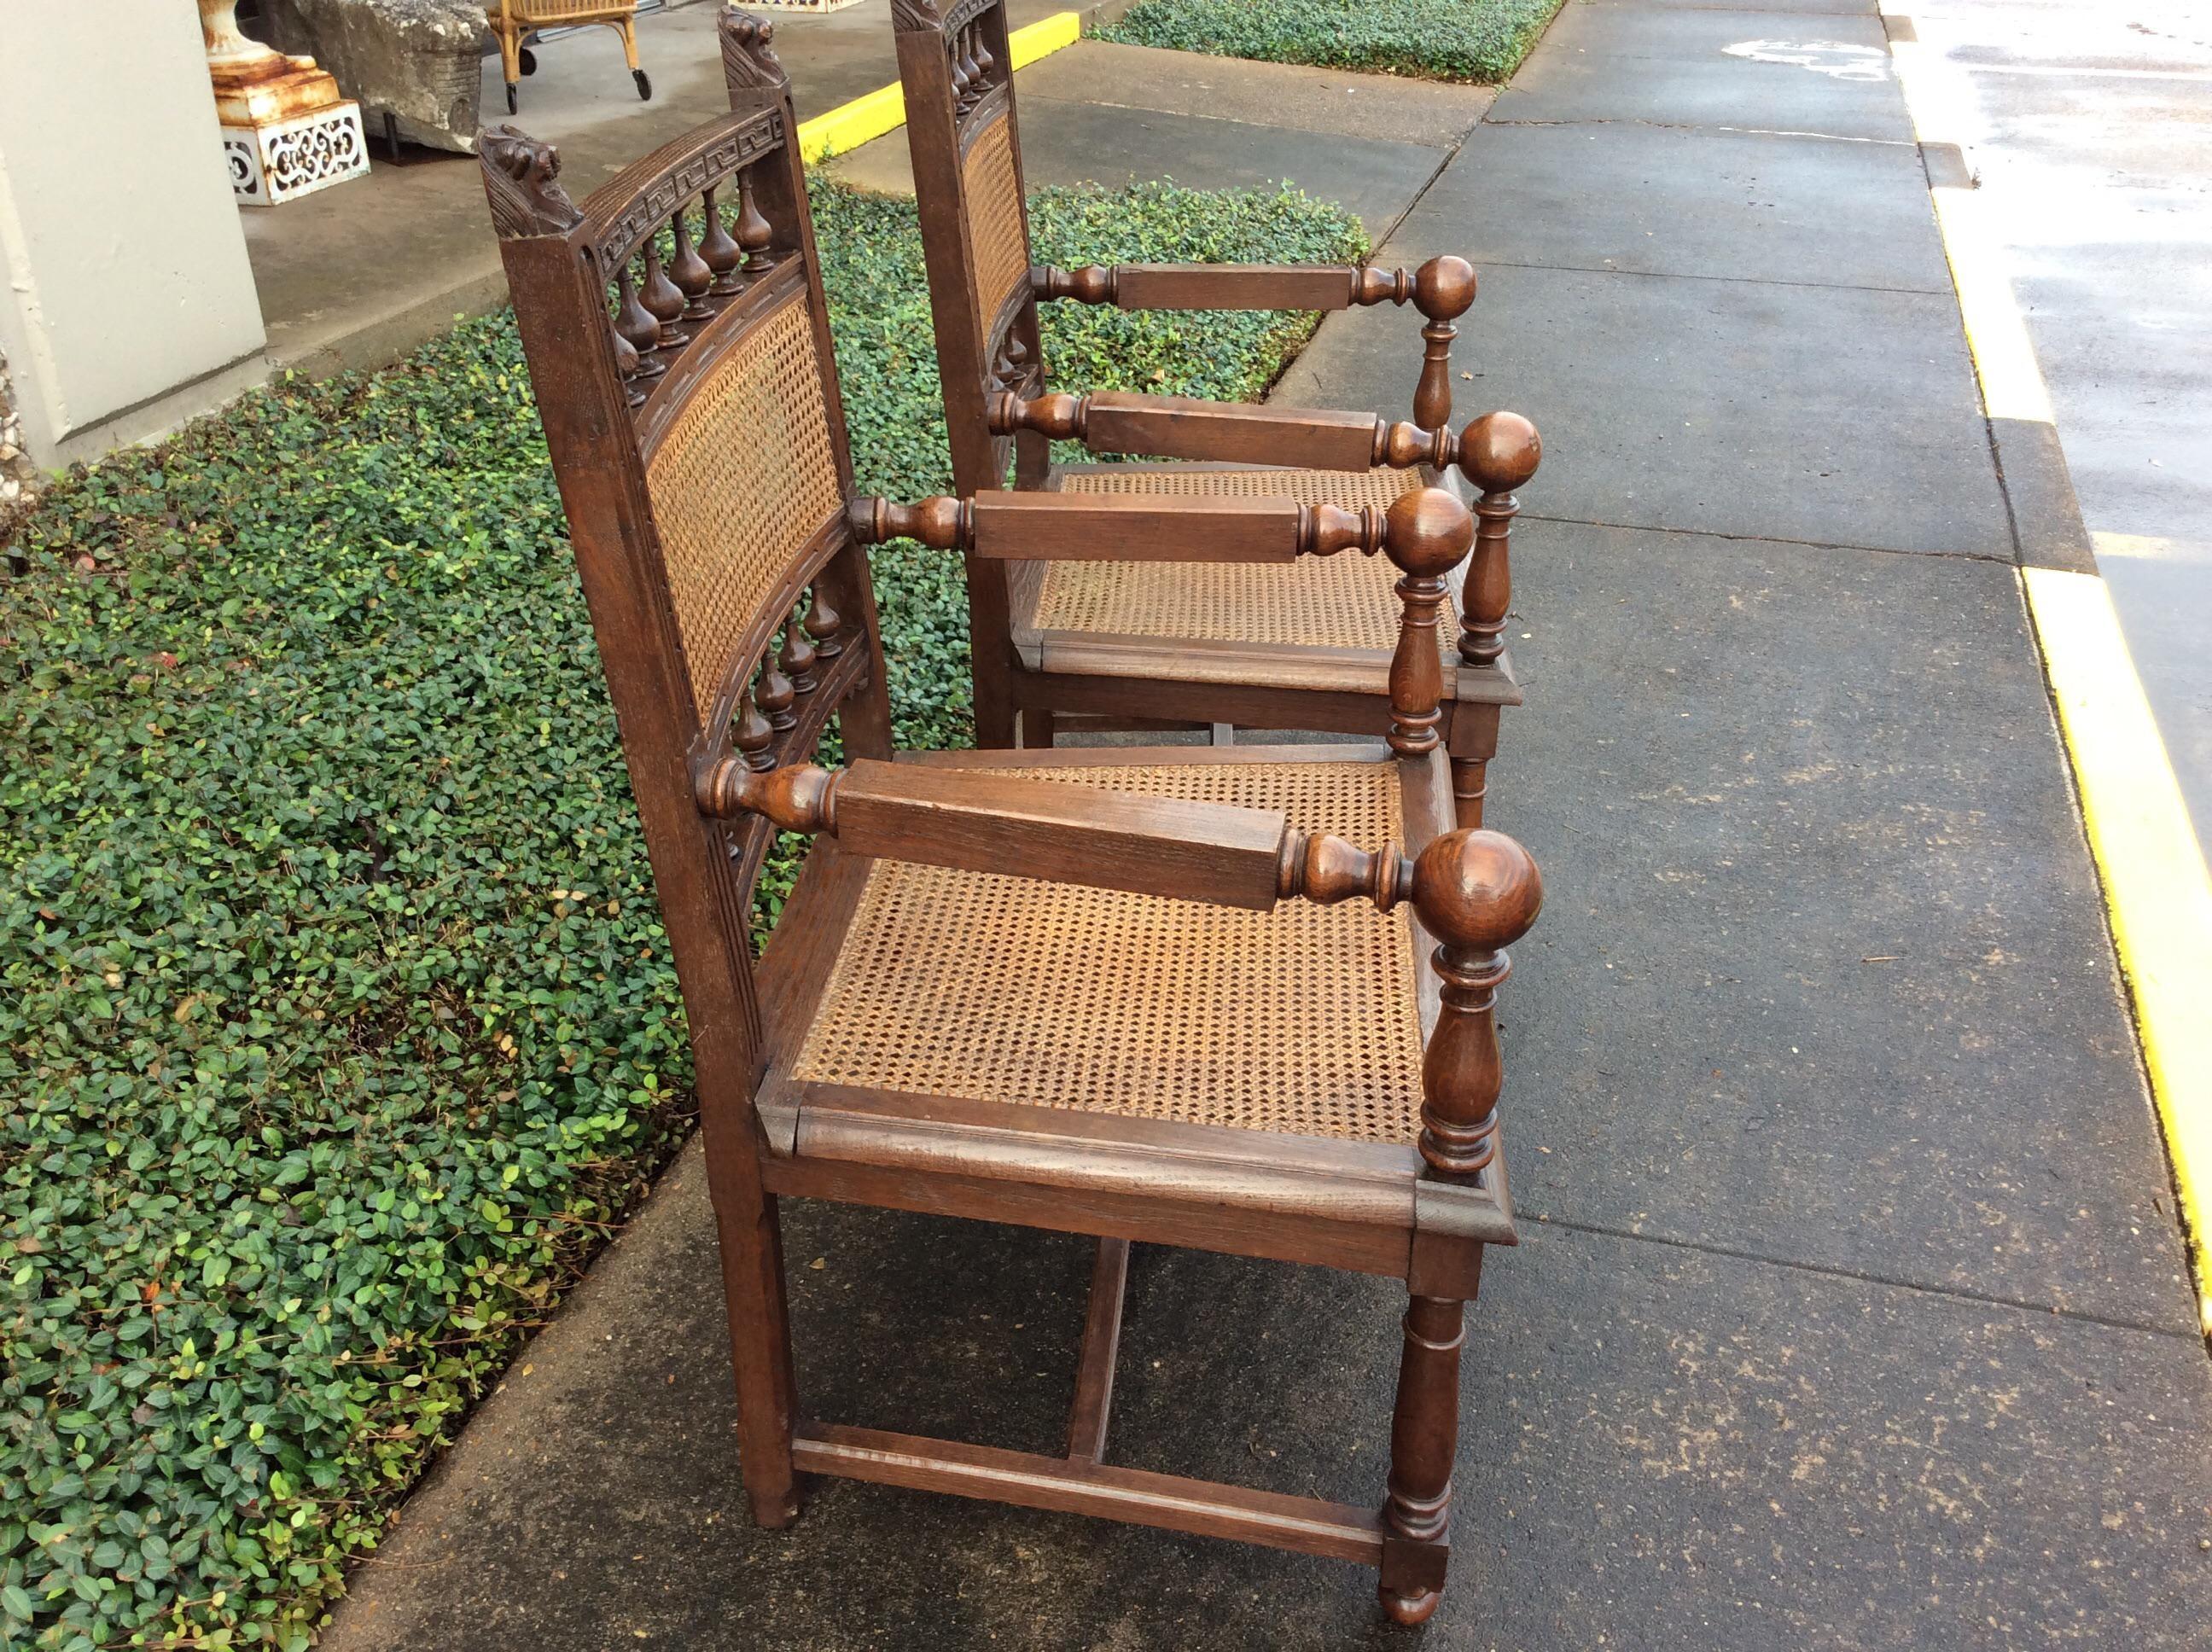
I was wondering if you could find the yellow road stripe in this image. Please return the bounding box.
[1891,9,2212,1327]
[1929,189,2055,425]
[795,11,1084,163]
[2025,568,2212,1330]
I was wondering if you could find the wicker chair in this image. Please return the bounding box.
[860,0,1540,832]
[486,0,650,113]
[480,12,1544,1622]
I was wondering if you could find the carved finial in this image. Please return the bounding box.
[719,9,788,90]
[889,0,946,32]
[1407,829,1542,1179]
[480,125,582,240]
[1458,410,1541,494]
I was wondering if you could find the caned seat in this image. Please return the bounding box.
[783,751,1424,1142]
[1022,466,1461,693]
[875,0,1541,828]
[485,14,1545,1626]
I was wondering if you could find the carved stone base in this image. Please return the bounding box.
[749,0,870,13]
[223,102,370,206]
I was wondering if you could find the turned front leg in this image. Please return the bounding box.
[1378,1291,1470,1625]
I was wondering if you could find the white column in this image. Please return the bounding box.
[0,0,269,470]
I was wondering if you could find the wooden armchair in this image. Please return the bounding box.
[486,0,650,114]
[481,12,1544,1623]
[846,0,1540,835]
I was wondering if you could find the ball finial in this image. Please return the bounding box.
[1382,486,1475,579]
[1458,411,1541,495]
[1410,829,1543,953]
[1412,256,1477,323]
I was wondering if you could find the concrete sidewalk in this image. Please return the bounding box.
[319,3,2212,1648]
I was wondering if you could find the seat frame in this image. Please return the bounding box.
[873,0,1542,831]
[481,13,1542,1623]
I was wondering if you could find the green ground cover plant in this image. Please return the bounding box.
[1101,0,1566,83]
[0,177,1364,1651]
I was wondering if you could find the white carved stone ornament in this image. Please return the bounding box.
[201,0,370,206]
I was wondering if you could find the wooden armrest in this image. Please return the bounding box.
[851,488,1417,564]
[988,389,1388,471]
[1032,257,1476,428]
[1032,258,1472,320]
[698,754,1538,939]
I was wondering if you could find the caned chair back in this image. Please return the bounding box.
[888,0,1042,497]
[480,11,891,1095]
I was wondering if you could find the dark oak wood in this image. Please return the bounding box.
[1067,1238,1131,1463]
[874,0,1523,822]
[793,1424,1388,1565]
[487,20,1545,1620]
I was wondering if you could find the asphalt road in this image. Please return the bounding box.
[1905,0,2212,846]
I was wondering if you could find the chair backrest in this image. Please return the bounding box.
[886,0,1044,499]
[481,10,891,1104]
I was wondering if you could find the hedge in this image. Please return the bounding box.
[0,177,1365,1651]
[1101,0,1566,84]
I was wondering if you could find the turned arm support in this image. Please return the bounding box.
[987,389,1390,472]
[848,488,1407,564]
[1033,257,1476,431]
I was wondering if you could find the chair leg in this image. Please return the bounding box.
[1022,707,1057,748]
[710,1174,801,1527]
[1447,702,1500,831]
[1377,1293,1465,1625]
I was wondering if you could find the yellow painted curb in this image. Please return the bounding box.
[795,11,1083,163]
[2025,568,2212,1330]
[1889,10,2212,1329]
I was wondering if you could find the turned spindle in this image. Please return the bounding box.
[669,210,714,321]
[735,172,774,276]
[758,657,797,731]
[696,756,839,832]
[700,183,742,294]
[851,495,972,550]
[614,265,667,377]
[640,240,690,350]
[1411,258,1476,433]
[1032,265,1116,304]
[804,586,843,659]
[1295,503,1385,559]
[735,685,776,771]
[971,28,995,87]
[1275,833,1409,910]
[610,327,646,406]
[1406,829,1543,1179]
[1381,488,1476,757]
[780,620,818,695]
[988,390,1086,441]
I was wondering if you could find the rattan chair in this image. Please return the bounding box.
[487,0,650,113]
[863,0,1539,832]
[480,12,1544,1621]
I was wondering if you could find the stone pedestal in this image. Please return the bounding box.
[201,0,370,204]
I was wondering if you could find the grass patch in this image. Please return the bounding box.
[0,177,1364,1651]
[1100,0,1566,84]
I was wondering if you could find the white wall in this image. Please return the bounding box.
[0,1,268,468]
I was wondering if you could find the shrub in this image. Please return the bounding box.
[1101,0,1566,84]
[0,177,1365,1651]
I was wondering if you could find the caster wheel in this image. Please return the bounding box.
[633,67,652,101]
[505,81,518,114]
[518,46,537,76]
